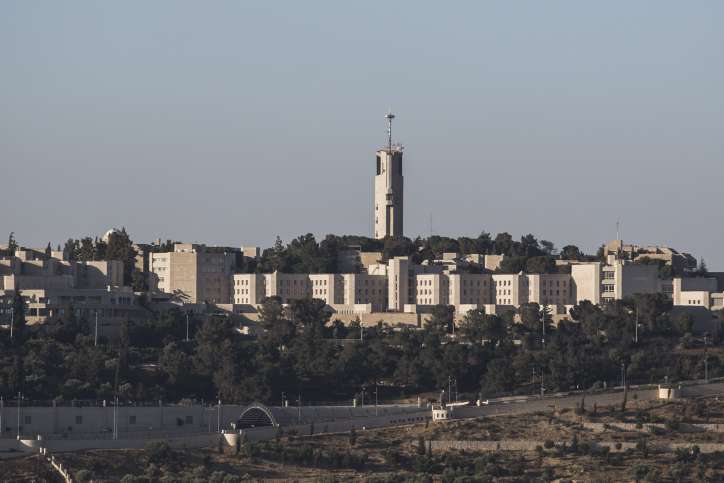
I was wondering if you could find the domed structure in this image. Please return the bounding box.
[101,228,120,243]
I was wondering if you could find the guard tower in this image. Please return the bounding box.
[374,112,404,239]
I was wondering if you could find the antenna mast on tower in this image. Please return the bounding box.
[385,111,395,151]
[616,219,621,242]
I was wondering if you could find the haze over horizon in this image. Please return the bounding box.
[2,2,722,267]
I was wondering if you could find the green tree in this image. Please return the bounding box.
[106,228,137,286]
[77,237,95,261]
[493,232,515,256]
[288,298,329,332]
[459,308,505,346]
[259,297,296,347]
[426,305,454,337]
[525,256,556,274]
[498,256,526,274]
[11,291,27,341]
[63,238,78,261]
[560,245,584,261]
[540,240,555,255]
[7,232,18,256]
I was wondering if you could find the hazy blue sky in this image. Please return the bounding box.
[2,2,722,266]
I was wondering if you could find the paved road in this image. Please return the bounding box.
[453,381,724,419]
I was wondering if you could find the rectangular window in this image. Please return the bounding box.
[24,415,32,425]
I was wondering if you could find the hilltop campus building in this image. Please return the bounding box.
[2,114,723,330]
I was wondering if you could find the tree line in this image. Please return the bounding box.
[1,293,722,405]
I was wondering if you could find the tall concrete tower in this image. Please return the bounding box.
[374,112,404,239]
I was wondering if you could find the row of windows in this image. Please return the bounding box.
[542,280,567,287]
[462,279,488,287]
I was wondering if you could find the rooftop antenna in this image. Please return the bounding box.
[385,110,395,152]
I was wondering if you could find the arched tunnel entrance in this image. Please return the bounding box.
[237,404,277,429]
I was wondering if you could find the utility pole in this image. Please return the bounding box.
[621,362,626,388]
[10,306,14,341]
[540,371,544,399]
[374,383,378,416]
[448,376,452,405]
[542,315,546,348]
[217,399,221,433]
[94,310,99,346]
[185,312,190,342]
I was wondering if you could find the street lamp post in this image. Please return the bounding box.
[635,307,639,344]
[17,391,22,439]
[704,335,709,382]
[112,396,118,440]
[297,394,302,424]
[374,383,378,416]
[448,376,452,405]
[94,310,99,346]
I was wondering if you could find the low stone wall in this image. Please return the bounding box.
[430,440,724,454]
[583,421,724,434]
